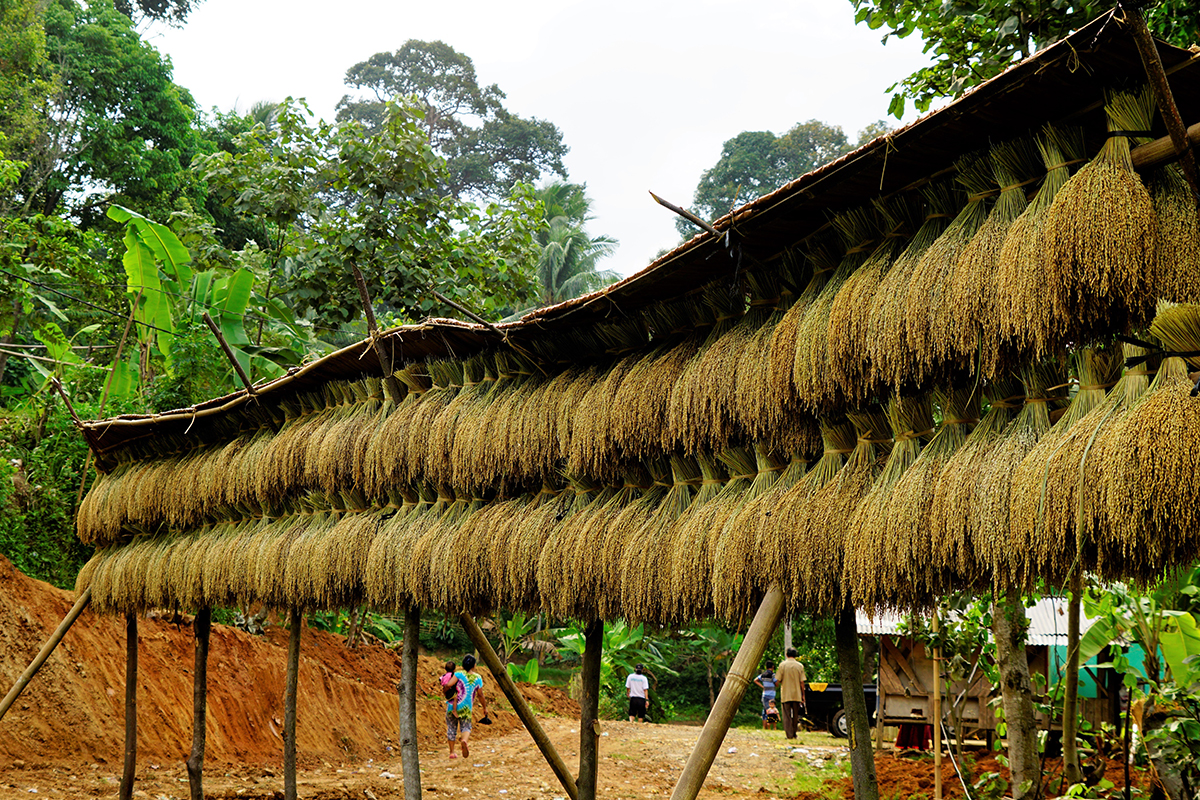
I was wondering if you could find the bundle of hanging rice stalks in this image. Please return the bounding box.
[995,125,1086,359]
[869,181,957,390]
[1103,352,1200,585]
[1008,346,1123,588]
[308,506,385,609]
[973,360,1070,591]
[76,462,131,545]
[682,271,783,455]
[424,356,492,487]
[665,452,729,621]
[882,386,979,603]
[568,320,649,479]
[929,376,1023,584]
[711,444,789,623]
[225,430,276,516]
[363,484,435,610]
[614,456,692,623]
[792,409,891,616]
[736,251,811,441]
[442,496,521,614]
[496,481,574,609]
[472,354,544,486]
[1044,86,1158,342]
[284,508,347,608]
[311,379,384,496]
[406,491,472,610]
[763,248,821,431]
[258,387,337,498]
[793,210,877,411]
[426,496,489,614]
[947,138,1042,372]
[844,394,937,611]
[907,154,992,382]
[761,418,854,612]
[195,519,252,609]
[404,361,463,485]
[363,364,428,501]
[1149,165,1200,304]
[535,471,631,620]
[1149,302,1200,367]
[826,197,920,402]
[669,286,747,453]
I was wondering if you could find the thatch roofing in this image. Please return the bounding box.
[74,12,1200,622]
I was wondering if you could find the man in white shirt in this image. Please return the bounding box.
[625,664,650,722]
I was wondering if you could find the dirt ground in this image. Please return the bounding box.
[0,556,1155,799]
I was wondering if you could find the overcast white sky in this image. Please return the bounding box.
[150,0,934,277]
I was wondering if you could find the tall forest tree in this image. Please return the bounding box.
[678,119,890,237]
[336,40,568,200]
[849,0,1200,117]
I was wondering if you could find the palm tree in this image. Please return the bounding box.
[527,181,620,309]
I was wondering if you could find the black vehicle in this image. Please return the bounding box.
[802,682,878,738]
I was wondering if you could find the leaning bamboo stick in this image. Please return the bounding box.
[0,587,92,722]
[670,586,785,800]
[459,614,579,800]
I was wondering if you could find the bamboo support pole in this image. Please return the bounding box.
[459,613,579,800]
[835,605,879,800]
[119,612,138,800]
[399,606,422,800]
[932,613,942,800]
[670,586,785,800]
[1131,122,1200,171]
[1063,571,1084,786]
[1123,4,1200,204]
[186,609,211,800]
[284,609,302,800]
[578,620,603,800]
[0,587,91,722]
[874,636,885,752]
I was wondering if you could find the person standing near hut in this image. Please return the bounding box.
[626,664,650,722]
[754,660,777,729]
[776,648,807,739]
[446,654,489,759]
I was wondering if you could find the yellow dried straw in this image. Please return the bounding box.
[613,456,683,623]
[670,286,747,453]
[1009,347,1123,588]
[844,394,937,611]
[794,209,877,410]
[974,360,1070,591]
[1105,354,1200,585]
[701,272,786,454]
[949,138,1042,373]
[765,248,821,426]
[763,418,854,612]
[995,126,1086,359]
[666,452,728,621]
[1149,166,1200,304]
[711,443,789,623]
[929,376,1023,584]
[794,410,891,615]
[1044,87,1158,342]
[737,252,810,441]
[884,386,980,603]
[569,322,649,478]
[869,181,957,390]
[908,154,992,381]
[827,197,920,402]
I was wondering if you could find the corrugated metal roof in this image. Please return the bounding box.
[856,597,1091,646]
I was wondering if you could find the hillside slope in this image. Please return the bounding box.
[0,556,573,768]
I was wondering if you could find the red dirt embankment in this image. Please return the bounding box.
[0,556,576,769]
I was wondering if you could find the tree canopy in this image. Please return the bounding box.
[679,119,890,237]
[336,40,569,200]
[850,0,1200,118]
[521,181,619,312]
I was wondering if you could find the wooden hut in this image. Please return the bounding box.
[12,9,1200,800]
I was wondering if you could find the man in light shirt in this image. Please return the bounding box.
[625,664,650,722]
[776,648,807,739]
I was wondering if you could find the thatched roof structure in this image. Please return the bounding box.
[74,13,1200,623]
